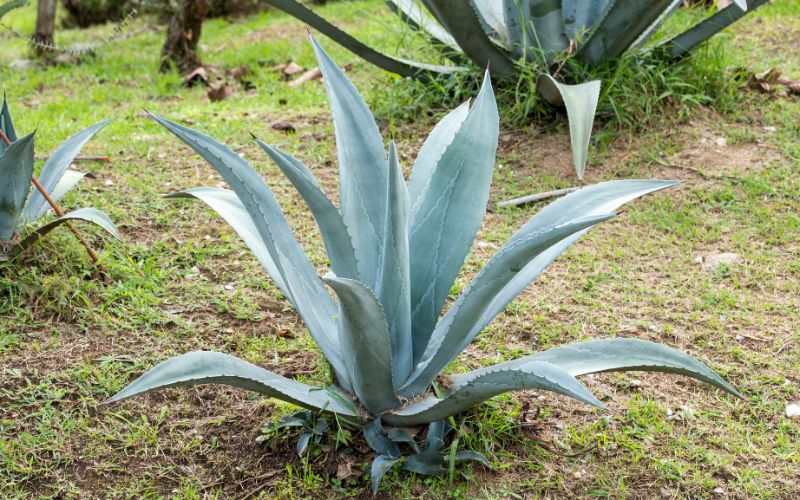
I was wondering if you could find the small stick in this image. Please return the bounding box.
[34,154,110,162]
[496,186,579,209]
[0,129,102,265]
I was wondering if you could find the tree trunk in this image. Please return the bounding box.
[32,0,56,56]
[160,0,209,73]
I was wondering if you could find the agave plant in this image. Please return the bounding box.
[264,0,764,179]
[111,39,740,491]
[0,95,119,257]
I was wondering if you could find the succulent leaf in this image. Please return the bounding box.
[21,119,112,224]
[421,0,516,78]
[149,113,350,389]
[527,0,571,60]
[11,207,120,254]
[386,0,462,52]
[311,36,388,292]
[403,213,616,396]
[386,360,603,426]
[165,188,289,297]
[110,351,361,418]
[48,170,89,208]
[408,71,498,363]
[0,93,17,143]
[518,338,742,397]
[378,142,413,382]
[255,140,358,280]
[406,101,470,206]
[0,132,35,241]
[561,0,614,41]
[536,74,601,179]
[371,455,402,494]
[364,417,401,458]
[323,276,400,413]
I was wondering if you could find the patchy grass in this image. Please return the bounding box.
[1,0,799,498]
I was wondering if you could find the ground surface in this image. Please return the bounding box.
[1,1,798,498]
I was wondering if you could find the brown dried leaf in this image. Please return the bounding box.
[207,84,234,102]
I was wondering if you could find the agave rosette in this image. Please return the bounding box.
[0,95,119,256]
[112,39,740,488]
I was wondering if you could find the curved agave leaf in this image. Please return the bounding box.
[536,74,601,179]
[402,213,615,395]
[1,93,17,142]
[630,0,682,50]
[502,0,528,57]
[323,276,400,413]
[385,360,603,426]
[662,0,765,60]
[406,101,470,205]
[165,188,289,297]
[365,417,402,458]
[576,0,674,66]
[371,455,402,494]
[148,112,351,391]
[386,0,462,52]
[109,351,361,418]
[11,206,120,254]
[500,338,742,397]
[48,170,89,207]
[527,0,571,60]
[0,132,35,241]
[21,120,112,224]
[378,142,413,382]
[311,37,388,291]
[254,140,358,280]
[562,0,613,41]
[421,0,516,78]
[471,0,509,44]
[264,0,461,78]
[408,72,498,363]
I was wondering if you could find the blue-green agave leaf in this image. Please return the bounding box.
[421,0,516,78]
[662,0,765,60]
[378,142,413,383]
[323,276,400,413]
[311,36,388,291]
[471,0,510,44]
[265,0,453,79]
[1,93,17,143]
[22,119,112,224]
[562,0,613,41]
[577,0,674,65]
[516,338,742,397]
[109,351,361,418]
[165,188,289,297]
[386,428,421,453]
[630,0,681,49]
[527,0,570,61]
[407,101,470,205]
[255,140,358,280]
[408,71,498,363]
[386,360,603,426]
[536,74,600,179]
[12,207,119,253]
[148,113,350,391]
[403,452,446,475]
[371,455,402,494]
[502,0,529,56]
[386,0,462,52]
[424,418,451,454]
[364,417,401,458]
[48,170,89,207]
[402,213,615,396]
[0,132,35,241]
[455,450,490,467]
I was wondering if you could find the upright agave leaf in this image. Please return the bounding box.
[0,133,35,241]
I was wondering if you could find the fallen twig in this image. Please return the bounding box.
[288,67,322,88]
[496,187,579,209]
[34,154,110,162]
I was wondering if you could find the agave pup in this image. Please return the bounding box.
[111,39,740,490]
[0,95,119,258]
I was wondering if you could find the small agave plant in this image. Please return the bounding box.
[0,95,119,257]
[111,39,740,492]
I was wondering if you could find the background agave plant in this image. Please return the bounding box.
[0,95,119,257]
[111,38,741,491]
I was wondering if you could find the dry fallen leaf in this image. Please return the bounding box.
[271,121,296,133]
[283,61,304,76]
[207,84,234,102]
[747,69,800,97]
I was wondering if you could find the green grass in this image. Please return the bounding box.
[1,0,799,497]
